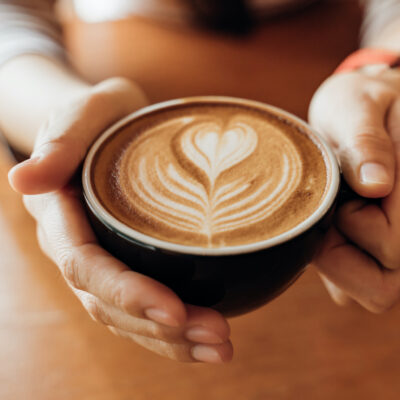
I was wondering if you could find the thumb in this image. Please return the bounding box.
[311,85,395,198]
[8,78,148,195]
[341,106,395,198]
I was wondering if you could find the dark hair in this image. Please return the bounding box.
[185,0,253,35]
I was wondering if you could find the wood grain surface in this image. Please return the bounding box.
[2,1,400,399]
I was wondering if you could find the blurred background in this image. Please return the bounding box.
[1,0,400,399]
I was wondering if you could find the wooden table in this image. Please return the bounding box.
[2,1,400,399]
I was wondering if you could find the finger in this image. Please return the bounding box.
[26,188,186,327]
[314,228,400,313]
[73,291,230,345]
[336,99,400,270]
[74,290,188,343]
[333,96,394,197]
[110,327,233,363]
[318,273,353,306]
[382,97,400,223]
[8,78,148,194]
[336,200,396,269]
[309,74,395,198]
[183,305,231,344]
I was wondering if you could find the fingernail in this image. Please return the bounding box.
[185,327,224,344]
[191,345,223,363]
[360,163,390,185]
[144,308,180,327]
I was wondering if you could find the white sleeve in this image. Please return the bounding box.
[361,0,400,46]
[0,0,65,67]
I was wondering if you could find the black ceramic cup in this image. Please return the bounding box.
[82,97,340,317]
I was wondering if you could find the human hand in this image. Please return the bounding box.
[309,67,400,312]
[8,77,232,363]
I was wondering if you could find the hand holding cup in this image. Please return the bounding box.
[8,79,232,363]
[309,66,400,311]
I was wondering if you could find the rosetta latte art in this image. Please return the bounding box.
[116,114,304,246]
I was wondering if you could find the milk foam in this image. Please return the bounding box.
[93,104,327,247]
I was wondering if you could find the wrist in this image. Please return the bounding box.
[0,55,93,154]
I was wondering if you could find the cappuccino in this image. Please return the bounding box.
[91,103,327,248]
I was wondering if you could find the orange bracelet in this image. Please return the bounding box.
[334,48,400,74]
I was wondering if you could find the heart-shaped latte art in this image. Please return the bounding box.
[116,114,304,246]
[181,121,258,185]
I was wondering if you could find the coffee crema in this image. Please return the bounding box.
[91,103,328,248]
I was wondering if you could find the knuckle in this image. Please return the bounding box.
[36,130,86,165]
[111,280,129,312]
[36,114,71,147]
[148,324,177,343]
[82,296,106,324]
[44,136,81,159]
[149,323,165,339]
[111,273,139,313]
[58,250,81,289]
[352,131,391,154]
[161,343,192,362]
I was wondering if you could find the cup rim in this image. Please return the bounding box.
[82,96,340,256]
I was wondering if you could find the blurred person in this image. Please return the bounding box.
[1,0,400,364]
